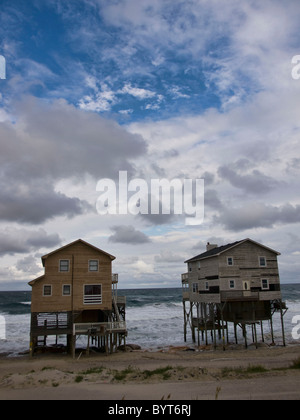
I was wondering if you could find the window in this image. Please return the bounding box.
[259,256,267,267]
[192,283,199,293]
[62,284,71,296]
[261,279,269,290]
[188,264,192,272]
[59,259,70,272]
[84,284,102,304]
[43,285,52,296]
[198,261,201,270]
[205,281,209,291]
[227,257,233,266]
[229,280,235,289]
[89,260,99,272]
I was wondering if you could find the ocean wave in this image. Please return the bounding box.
[0,302,31,316]
[1,286,300,355]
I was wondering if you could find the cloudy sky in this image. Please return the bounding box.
[0,0,300,290]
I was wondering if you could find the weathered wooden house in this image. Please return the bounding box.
[182,239,287,348]
[29,239,127,356]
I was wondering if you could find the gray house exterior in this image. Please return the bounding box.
[182,239,287,348]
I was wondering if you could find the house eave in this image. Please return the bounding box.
[41,239,116,266]
[185,238,280,264]
[28,275,45,287]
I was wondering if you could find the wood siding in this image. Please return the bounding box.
[218,241,280,293]
[31,241,113,313]
[182,239,287,348]
[186,240,281,303]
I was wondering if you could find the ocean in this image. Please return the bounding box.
[0,285,300,356]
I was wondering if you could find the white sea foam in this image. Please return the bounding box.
[0,315,6,340]
[0,313,30,355]
[1,288,300,355]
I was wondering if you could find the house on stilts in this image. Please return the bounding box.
[182,239,288,349]
[28,239,127,357]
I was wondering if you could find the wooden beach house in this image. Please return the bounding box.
[182,238,287,348]
[29,239,127,356]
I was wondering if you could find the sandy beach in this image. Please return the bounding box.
[0,343,300,400]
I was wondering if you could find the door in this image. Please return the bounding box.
[243,281,251,296]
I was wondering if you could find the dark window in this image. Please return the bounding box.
[43,285,52,296]
[259,257,266,267]
[59,260,70,272]
[89,260,99,272]
[63,285,71,296]
[84,284,102,304]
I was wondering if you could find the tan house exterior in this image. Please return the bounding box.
[29,239,126,356]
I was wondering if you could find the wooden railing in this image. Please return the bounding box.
[112,273,119,283]
[182,291,190,300]
[31,311,73,335]
[73,321,127,335]
[116,296,126,304]
[181,273,189,283]
[181,273,189,282]
[220,291,259,301]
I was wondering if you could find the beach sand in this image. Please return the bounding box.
[0,343,300,400]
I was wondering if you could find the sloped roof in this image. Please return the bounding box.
[28,239,116,287]
[41,239,116,266]
[185,238,280,263]
[28,275,45,287]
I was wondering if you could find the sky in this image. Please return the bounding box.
[0,0,300,290]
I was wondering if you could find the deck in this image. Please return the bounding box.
[73,321,127,335]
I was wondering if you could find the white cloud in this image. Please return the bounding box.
[119,109,133,115]
[78,82,117,112]
[151,55,165,67]
[121,83,156,100]
[155,250,186,264]
[169,87,190,99]
[131,260,155,276]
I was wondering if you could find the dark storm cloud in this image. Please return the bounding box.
[218,164,280,195]
[218,202,300,231]
[0,96,147,224]
[109,225,151,244]
[0,228,62,256]
[11,96,146,180]
[0,180,91,224]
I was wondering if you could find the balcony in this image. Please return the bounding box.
[116,296,126,305]
[181,273,189,284]
[221,291,259,302]
[112,273,118,283]
[73,321,127,335]
[221,289,282,302]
